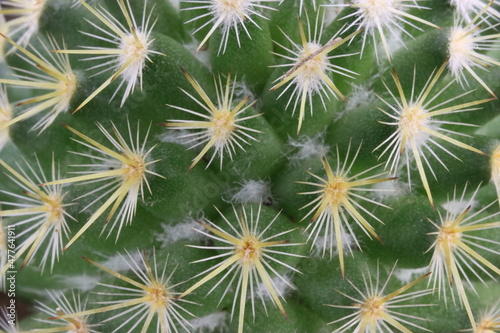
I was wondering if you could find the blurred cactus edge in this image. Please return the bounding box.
[0,0,500,332]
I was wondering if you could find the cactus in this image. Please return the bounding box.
[0,0,499,332]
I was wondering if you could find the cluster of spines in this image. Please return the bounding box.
[0,0,498,333]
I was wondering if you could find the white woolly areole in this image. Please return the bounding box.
[255,273,294,301]
[442,198,478,215]
[19,286,52,297]
[446,19,499,95]
[345,84,377,113]
[450,0,500,23]
[324,1,346,26]
[170,0,181,10]
[229,179,273,204]
[371,179,410,199]
[232,79,253,101]
[183,0,280,54]
[155,219,206,246]
[296,42,330,94]
[394,266,429,284]
[73,1,160,109]
[183,41,213,69]
[158,128,193,147]
[212,0,256,30]
[99,251,143,272]
[376,27,405,56]
[450,0,479,16]
[310,232,356,258]
[398,104,433,148]
[59,274,100,292]
[448,26,476,78]
[353,0,405,33]
[287,134,329,163]
[119,31,150,84]
[331,0,437,62]
[189,312,228,332]
[3,0,45,50]
[335,83,378,121]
